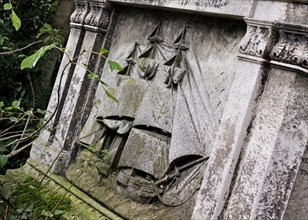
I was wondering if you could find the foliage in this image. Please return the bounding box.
[10,177,71,220]
[0,98,46,173]
[0,0,122,172]
[3,1,21,31]
[0,0,60,109]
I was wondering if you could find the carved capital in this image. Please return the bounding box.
[239,20,277,59]
[70,0,89,26]
[84,0,112,31]
[270,24,308,70]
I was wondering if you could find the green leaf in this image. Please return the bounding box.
[11,10,21,31]
[0,101,4,109]
[54,210,67,216]
[9,116,18,122]
[24,110,33,116]
[0,35,9,46]
[12,99,21,110]
[36,23,53,38]
[0,19,4,26]
[108,60,123,72]
[21,44,55,70]
[36,108,46,114]
[41,210,53,217]
[100,48,108,55]
[103,87,118,103]
[0,155,8,168]
[5,106,13,111]
[87,73,99,80]
[3,3,12,10]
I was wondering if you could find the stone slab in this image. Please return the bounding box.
[108,0,255,18]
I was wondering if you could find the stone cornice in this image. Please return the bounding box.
[239,19,277,60]
[239,19,308,75]
[270,22,308,71]
[70,0,90,28]
[84,0,113,32]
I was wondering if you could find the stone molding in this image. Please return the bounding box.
[239,19,277,59]
[270,23,308,71]
[239,19,308,75]
[84,0,112,32]
[70,0,89,27]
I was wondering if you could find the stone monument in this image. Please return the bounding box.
[28,0,308,219]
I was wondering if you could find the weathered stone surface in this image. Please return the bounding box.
[223,67,305,219]
[108,0,255,18]
[28,0,308,219]
[76,6,244,210]
[284,144,308,220]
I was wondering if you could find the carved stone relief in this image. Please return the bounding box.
[84,1,111,29]
[270,29,308,70]
[70,0,89,25]
[239,21,277,59]
[77,21,213,206]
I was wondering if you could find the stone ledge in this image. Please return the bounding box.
[107,0,254,19]
[27,159,124,220]
[0,160,124,220]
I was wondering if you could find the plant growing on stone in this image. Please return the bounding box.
[0,0,122,171]
[0,2,122,218]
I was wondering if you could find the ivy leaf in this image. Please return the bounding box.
[11,10,21,31]
[100,48,108,55]
[0,155,8,168]
[103,87,118,104]
[3,3,12,10]
[9,117,18,122]
[21,44,55,70]
[108,60,123,72]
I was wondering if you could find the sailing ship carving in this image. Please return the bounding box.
[77,21,215,206]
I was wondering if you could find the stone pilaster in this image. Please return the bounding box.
[224,23,308,220]
[192,19,277,219]
[30,0,90,169]
[30,0,118,174]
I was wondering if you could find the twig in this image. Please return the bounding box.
[12,113,31,151]
[7,141,33,158]
[0,40,43,55]
[0,115,26,135]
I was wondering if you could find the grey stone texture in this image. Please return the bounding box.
[30,0,308,219]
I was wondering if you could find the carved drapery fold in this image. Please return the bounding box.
[70,0,89,26]
[84,0,112,31]
[270,26,308,70]
[239,20,277,59]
